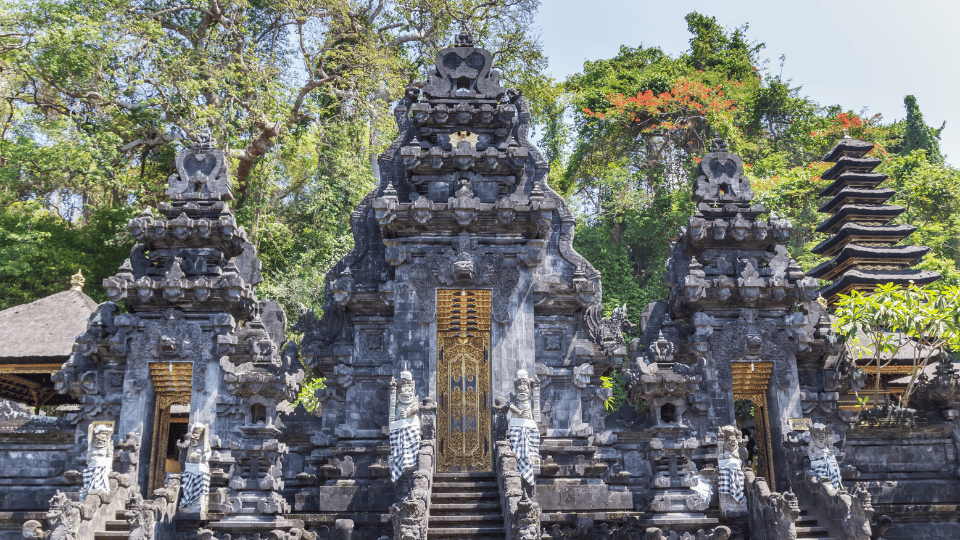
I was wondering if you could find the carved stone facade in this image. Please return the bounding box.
[292,34,626,539]
[23,134,309,540]
[4,35,960,540]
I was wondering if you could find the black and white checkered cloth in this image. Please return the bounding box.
[389,417,421,482]
[811,453,843,491]
[80,465,110,500]
[509,418,540,485]
[180,467,210,509]
[718,462,745,504]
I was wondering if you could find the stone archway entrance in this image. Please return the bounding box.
[148,362,193,491]
[732,361,776,490]
[436,289,492,472]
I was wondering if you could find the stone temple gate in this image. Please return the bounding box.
[1,34,958,540]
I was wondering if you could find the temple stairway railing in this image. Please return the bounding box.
[743,469,801,540]
[127,474,180,540]
[492,398,541,540]
[389,400,436,540]
[494,439,541,540]
[799,471,890,540]
[22,471,134,540]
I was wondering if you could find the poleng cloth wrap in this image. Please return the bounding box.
[509,418,540,485]
[811,453,843,491]
[181,462,211,509]
[718,457,745,504]
[389,416,421,482]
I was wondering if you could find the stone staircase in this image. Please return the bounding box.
[795,508,833,540]
[429,471,505,539]
[93,507,130,540]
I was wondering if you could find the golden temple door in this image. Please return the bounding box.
[436,289,492,472]
[148,362,193,491]
[732,361,776,490]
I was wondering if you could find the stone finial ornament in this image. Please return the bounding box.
[166,129,232,201]
[388,369,421,482]
[508,369,541,487]
[808,422,843,490]
[717,425,747,514]
[180,422,211,511]
[421,33,505,100]
[70,270,85,291]
[693,137,753,205]
[79,423,114,502]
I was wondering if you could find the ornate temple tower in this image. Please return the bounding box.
[297,34,629,533]
[54,135,307,538]
[632,138,831,492]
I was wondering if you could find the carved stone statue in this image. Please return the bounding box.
[508,370,541,487]
[808,423,843,490]
[79,424,113,502]
[388,370,421,482]
[179,422,211,511]
[717,425,747,514]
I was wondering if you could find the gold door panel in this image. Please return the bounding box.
[436,289,492,472]
[732,361,776,490]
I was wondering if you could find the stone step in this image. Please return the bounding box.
[428,526,505,537]
[104,520,128,530]
[95,532,130,540]
[432,484,496,491]
[795,526,830,534]
[433,472,496,479]
[431,490,499,500]
[433,477,498,485]
[431,501,502,513]
[430,514,503,523]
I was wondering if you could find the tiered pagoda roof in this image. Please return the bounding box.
[808,135,939,304]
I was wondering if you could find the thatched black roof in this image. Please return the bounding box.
[0,290,95,407]
[0,289,97,363]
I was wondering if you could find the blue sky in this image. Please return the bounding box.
[535,0,960,165]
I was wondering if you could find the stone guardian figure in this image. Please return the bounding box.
[180,422,211,511]
[717,425,747,514]
[508,370,541,487]
[808,422,843,490]
[79,423,114,502]
[388,370,421,482]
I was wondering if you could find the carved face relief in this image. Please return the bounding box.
[716,286,731,301]
[516,379,530,403]
[398,380,416,405]
[712,220,727,240]
[812,430,828,449]
[194,279,211,301]
[160,336,179,356]
[433,104,449,123]
[688,218,706,240]
[93,428,111,448]
[191,426,204,447]
[723,434,738,454]
[412,197,432,224]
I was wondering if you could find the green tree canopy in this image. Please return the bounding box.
[902,94,945,165]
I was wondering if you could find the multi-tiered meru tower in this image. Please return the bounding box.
[809,135,939,304]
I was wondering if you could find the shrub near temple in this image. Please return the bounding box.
[833,283,960,413]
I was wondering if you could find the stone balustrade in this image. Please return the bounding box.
[127,474,181,540]
[743,469,800,540]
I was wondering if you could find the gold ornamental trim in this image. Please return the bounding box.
[0,363,63,374]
